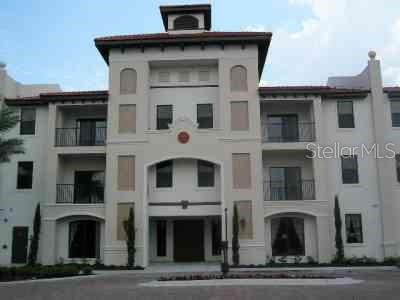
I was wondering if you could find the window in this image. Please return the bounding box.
[197,104,213,129]
[230,101,249,131]
[341,155,359,184]
[156,105,173,130]
[199,70,210,82]
[173,15,199,30]
[158,72,170,83]
[391,101,400,127]
[230,65,248,92]
[337,100,355,128]
[156,160,173,188]
[120,68,137,95]
[197,160,215,187]
[345,214,363,243]
[178,71,190,82]
[20,108,36,135]
[396,155,400,182]
[271,217,305,256]
[119,105,136,133]
[156,220,167,257]
[17,162,33,189]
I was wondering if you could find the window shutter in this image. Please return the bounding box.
[118,156,135,190]
[119,105,136,133]
[231,101,249,130]
[232,153,251,189]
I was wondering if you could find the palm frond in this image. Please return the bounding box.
[0,138,25,162]
[0,106,20,134]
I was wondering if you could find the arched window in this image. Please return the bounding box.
[120,68,137,95]
[230,65,248,92]
[173,15,199,30]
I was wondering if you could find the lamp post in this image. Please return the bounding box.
[220,207,229,275]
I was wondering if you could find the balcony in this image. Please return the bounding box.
[56,183,104,204]
[55,127,106,147]
[262,121,315,143]
[264,180,315,201]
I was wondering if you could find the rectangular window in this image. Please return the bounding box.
[20,108,36,135]
[341,155,359,184]
[199,70,210,82]
[232,153,251,189]
[345,214,363,243]
[197,104,213,129]
[211,218,221,255]
[269,167,302,200]
[337,100,355,128]
[158,72,170,83]
[17,161,33,189]
[156,220,167,257]
[231,101,249,131]
[391,101,400,127]
[156,105,173,130]
[117,156,135,191]
[156,160,173,188]
[178,71,190,82]
[396,155,400,182]
[119,105,136,133]
[197,160,215,187]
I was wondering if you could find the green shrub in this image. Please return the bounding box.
[0,265,80,282]
[82,266,93,275]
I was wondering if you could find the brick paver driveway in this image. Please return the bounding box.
[1,269,399,300]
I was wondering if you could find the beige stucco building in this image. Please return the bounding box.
[1,4,400,266]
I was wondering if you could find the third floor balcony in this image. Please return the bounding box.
[55,104,107,147]
[260,101,316,144]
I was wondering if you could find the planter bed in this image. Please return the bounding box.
[158,272,337,282]
[0,265,88,282]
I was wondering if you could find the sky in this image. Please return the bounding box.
[1,0,400,91]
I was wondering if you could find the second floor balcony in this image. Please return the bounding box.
[56,183,104,204]
[264,180,315,201]
[262,120,315,143]
[55,126,107,147]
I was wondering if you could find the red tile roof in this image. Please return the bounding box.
[5,90,108,106]
[259,86,369,98]
[95,31,272,77]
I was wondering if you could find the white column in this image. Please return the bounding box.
[316,215,332,263]
[40,219,56,265]
[312,97,328,200]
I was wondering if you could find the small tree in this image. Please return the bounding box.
[28,204,41,266]
[0,106,25,163]
[123,207,136,268]
[334,195,344,262]
[232,204,240,266]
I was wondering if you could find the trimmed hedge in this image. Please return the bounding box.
[0,265,80,282]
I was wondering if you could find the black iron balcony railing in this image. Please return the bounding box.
[55,127,107,147]
[262,122,315,143]
[56,184,104,204]
[264,180,315,201]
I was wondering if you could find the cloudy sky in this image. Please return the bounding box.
[1,0,399,90]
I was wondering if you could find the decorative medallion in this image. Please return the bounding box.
[178,131,190,144]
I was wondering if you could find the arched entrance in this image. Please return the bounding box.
[55,215,104,262]
[265,212,318,261]
[143,156,224,265]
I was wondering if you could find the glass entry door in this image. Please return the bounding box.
[267,115,299,142]
[77,119,106,146]
[270,167,302,200]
